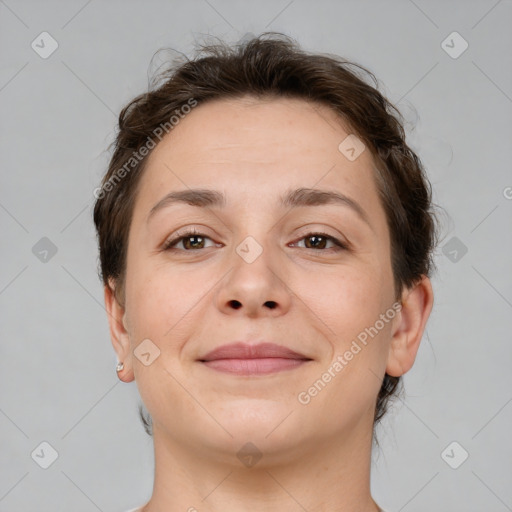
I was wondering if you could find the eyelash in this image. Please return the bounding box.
[162,228,349,252]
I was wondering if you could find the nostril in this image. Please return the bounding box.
[227,300,277,309]
[229,300,242,309]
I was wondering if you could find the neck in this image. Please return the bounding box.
[142,414,381,512]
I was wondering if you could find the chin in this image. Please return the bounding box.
[219,401,307,443]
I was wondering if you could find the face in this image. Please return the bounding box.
[111,96,408,462]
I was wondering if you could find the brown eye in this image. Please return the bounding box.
[163,229,215,251]
[180,235,207,250]
[304,234,328,249]
[292,232,348,252]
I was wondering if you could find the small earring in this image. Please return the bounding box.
[116,362,124,372]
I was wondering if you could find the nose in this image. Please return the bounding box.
[214,241,292,318]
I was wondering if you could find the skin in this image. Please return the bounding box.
[105,96,434,512]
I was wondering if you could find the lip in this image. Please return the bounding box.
[200,342,309,361]
[198,342,312,376]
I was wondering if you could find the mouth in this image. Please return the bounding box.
[198,342,312,376]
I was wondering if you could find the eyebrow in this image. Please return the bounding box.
[147,187,372,229]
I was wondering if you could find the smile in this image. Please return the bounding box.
[198,342,312,375]
[201,357,311,375]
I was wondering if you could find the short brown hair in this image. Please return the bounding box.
[94,32,439,435]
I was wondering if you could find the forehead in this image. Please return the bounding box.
[148,96,362,169]
[133,96,387,230]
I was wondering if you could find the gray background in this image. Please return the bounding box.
[1,1,511,511]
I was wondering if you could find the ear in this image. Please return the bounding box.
[104,278,135,382]
[386,275,434,377]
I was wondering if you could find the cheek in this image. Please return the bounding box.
[300,261,393,402]
[300,271,393,424]
[127,272,189,336]
[298,263,385,340]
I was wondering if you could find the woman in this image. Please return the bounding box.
[93,32,437,512]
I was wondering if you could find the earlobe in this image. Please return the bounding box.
[386,275,434,377]
[104,279,135,382]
